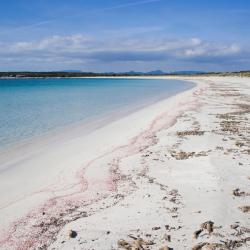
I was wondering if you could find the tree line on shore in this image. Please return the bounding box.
[0,71,249,78]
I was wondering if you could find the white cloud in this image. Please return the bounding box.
[183,43,240,57]
[0,33,247,71]
[4,34,91,52]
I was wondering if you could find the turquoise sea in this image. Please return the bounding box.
[0,78,194,148]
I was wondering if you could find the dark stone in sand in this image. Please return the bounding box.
[159,246,173,250]
[68,230,77,238]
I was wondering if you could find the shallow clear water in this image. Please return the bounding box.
[0,78,194,148]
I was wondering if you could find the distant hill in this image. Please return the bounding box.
[55,69,204,75]
[123,71,144,75]
[109,70,205,75]
[104,70,166,75]
[147,70,166,75]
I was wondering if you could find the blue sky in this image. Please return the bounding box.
[0,0,250,72]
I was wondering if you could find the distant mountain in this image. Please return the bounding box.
[112,70,205,75]
[123,71,144,75]
[147,70,166,75]
[102,70,167,75]
[53,69,205,75]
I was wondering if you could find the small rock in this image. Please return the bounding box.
[118,239,131,249]
[164,234,171,242]
[148,177,154,183]
[159,246,173,250]
[192,243,207,250]
[230,224,239,229]
[233,188,245,197]
[195,210,201,214]
[68,230,77,238]
[193,229,203,239]
[239,205,250,213]
[128,234,138,240]
[200,221,214,234]
[152,226,161,230]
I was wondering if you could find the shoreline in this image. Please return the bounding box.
[0,77,193,152]
[0,77,201,249]
[0,76,249,249]
[0,77,194,168]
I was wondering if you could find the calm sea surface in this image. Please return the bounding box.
[0,78,194,148]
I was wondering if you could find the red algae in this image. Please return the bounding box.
[0,83,203,250]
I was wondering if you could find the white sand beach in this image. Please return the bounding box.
[0,76,249,250]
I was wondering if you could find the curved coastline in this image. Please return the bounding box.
[0,77,194,170]
[0,77,193,152]
[0,77,202,249]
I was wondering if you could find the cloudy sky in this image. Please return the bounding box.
[1,0,250,72]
